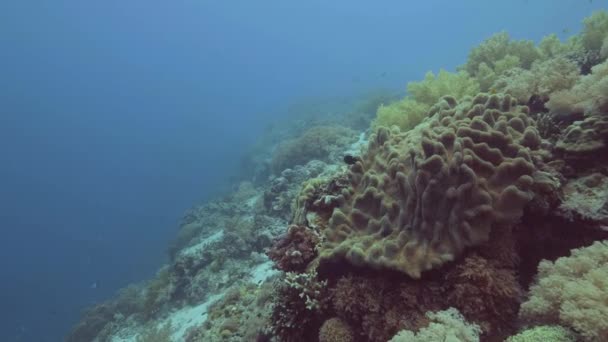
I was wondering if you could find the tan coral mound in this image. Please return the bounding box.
[320,93,547,278]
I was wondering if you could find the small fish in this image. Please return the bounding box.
[562,28,570,34]
[90,281,98,289]
[343,154,361,165]
[380,71,387,77]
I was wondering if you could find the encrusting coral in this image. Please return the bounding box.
[320,93,549,278]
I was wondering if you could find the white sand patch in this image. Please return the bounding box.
[179,229,224,257]
[168,293,224,340]
[110,293,224,342]
[245,193,262,210]
[344,132,367,156]
[249,259,279,285]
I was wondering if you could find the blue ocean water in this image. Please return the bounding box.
[0,1,604,341]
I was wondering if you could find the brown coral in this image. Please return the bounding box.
[267,224,320,272]
[320,93,547,278]
[318,318,355,342]
[444,254,523,335]
[330,274,442,342]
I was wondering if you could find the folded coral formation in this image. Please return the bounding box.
[321,93,546,278]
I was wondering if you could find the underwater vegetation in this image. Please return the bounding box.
[67,10,608,342]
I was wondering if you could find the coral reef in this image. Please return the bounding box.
[67,10,608,342]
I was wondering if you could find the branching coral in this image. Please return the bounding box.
[321,93,548,278]
[519,241,608,341]
[270,271,329,340]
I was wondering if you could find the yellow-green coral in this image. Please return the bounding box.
[519,241,608,342]
[373,70,479,131]
[476,55,522,91]
[389,308,481,342]
[407,70,480,106]
[493,57,580,103]
[462,32,541,78]
[374,97,430,132]
[506,325,577,342]
[546,59,608,115]
[581,10,608,53]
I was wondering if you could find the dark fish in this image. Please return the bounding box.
[344,154,361,165]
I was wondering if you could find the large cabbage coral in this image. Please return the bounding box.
[519,241,608,342]
[321,93,547,278]
[373,70,479,131]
